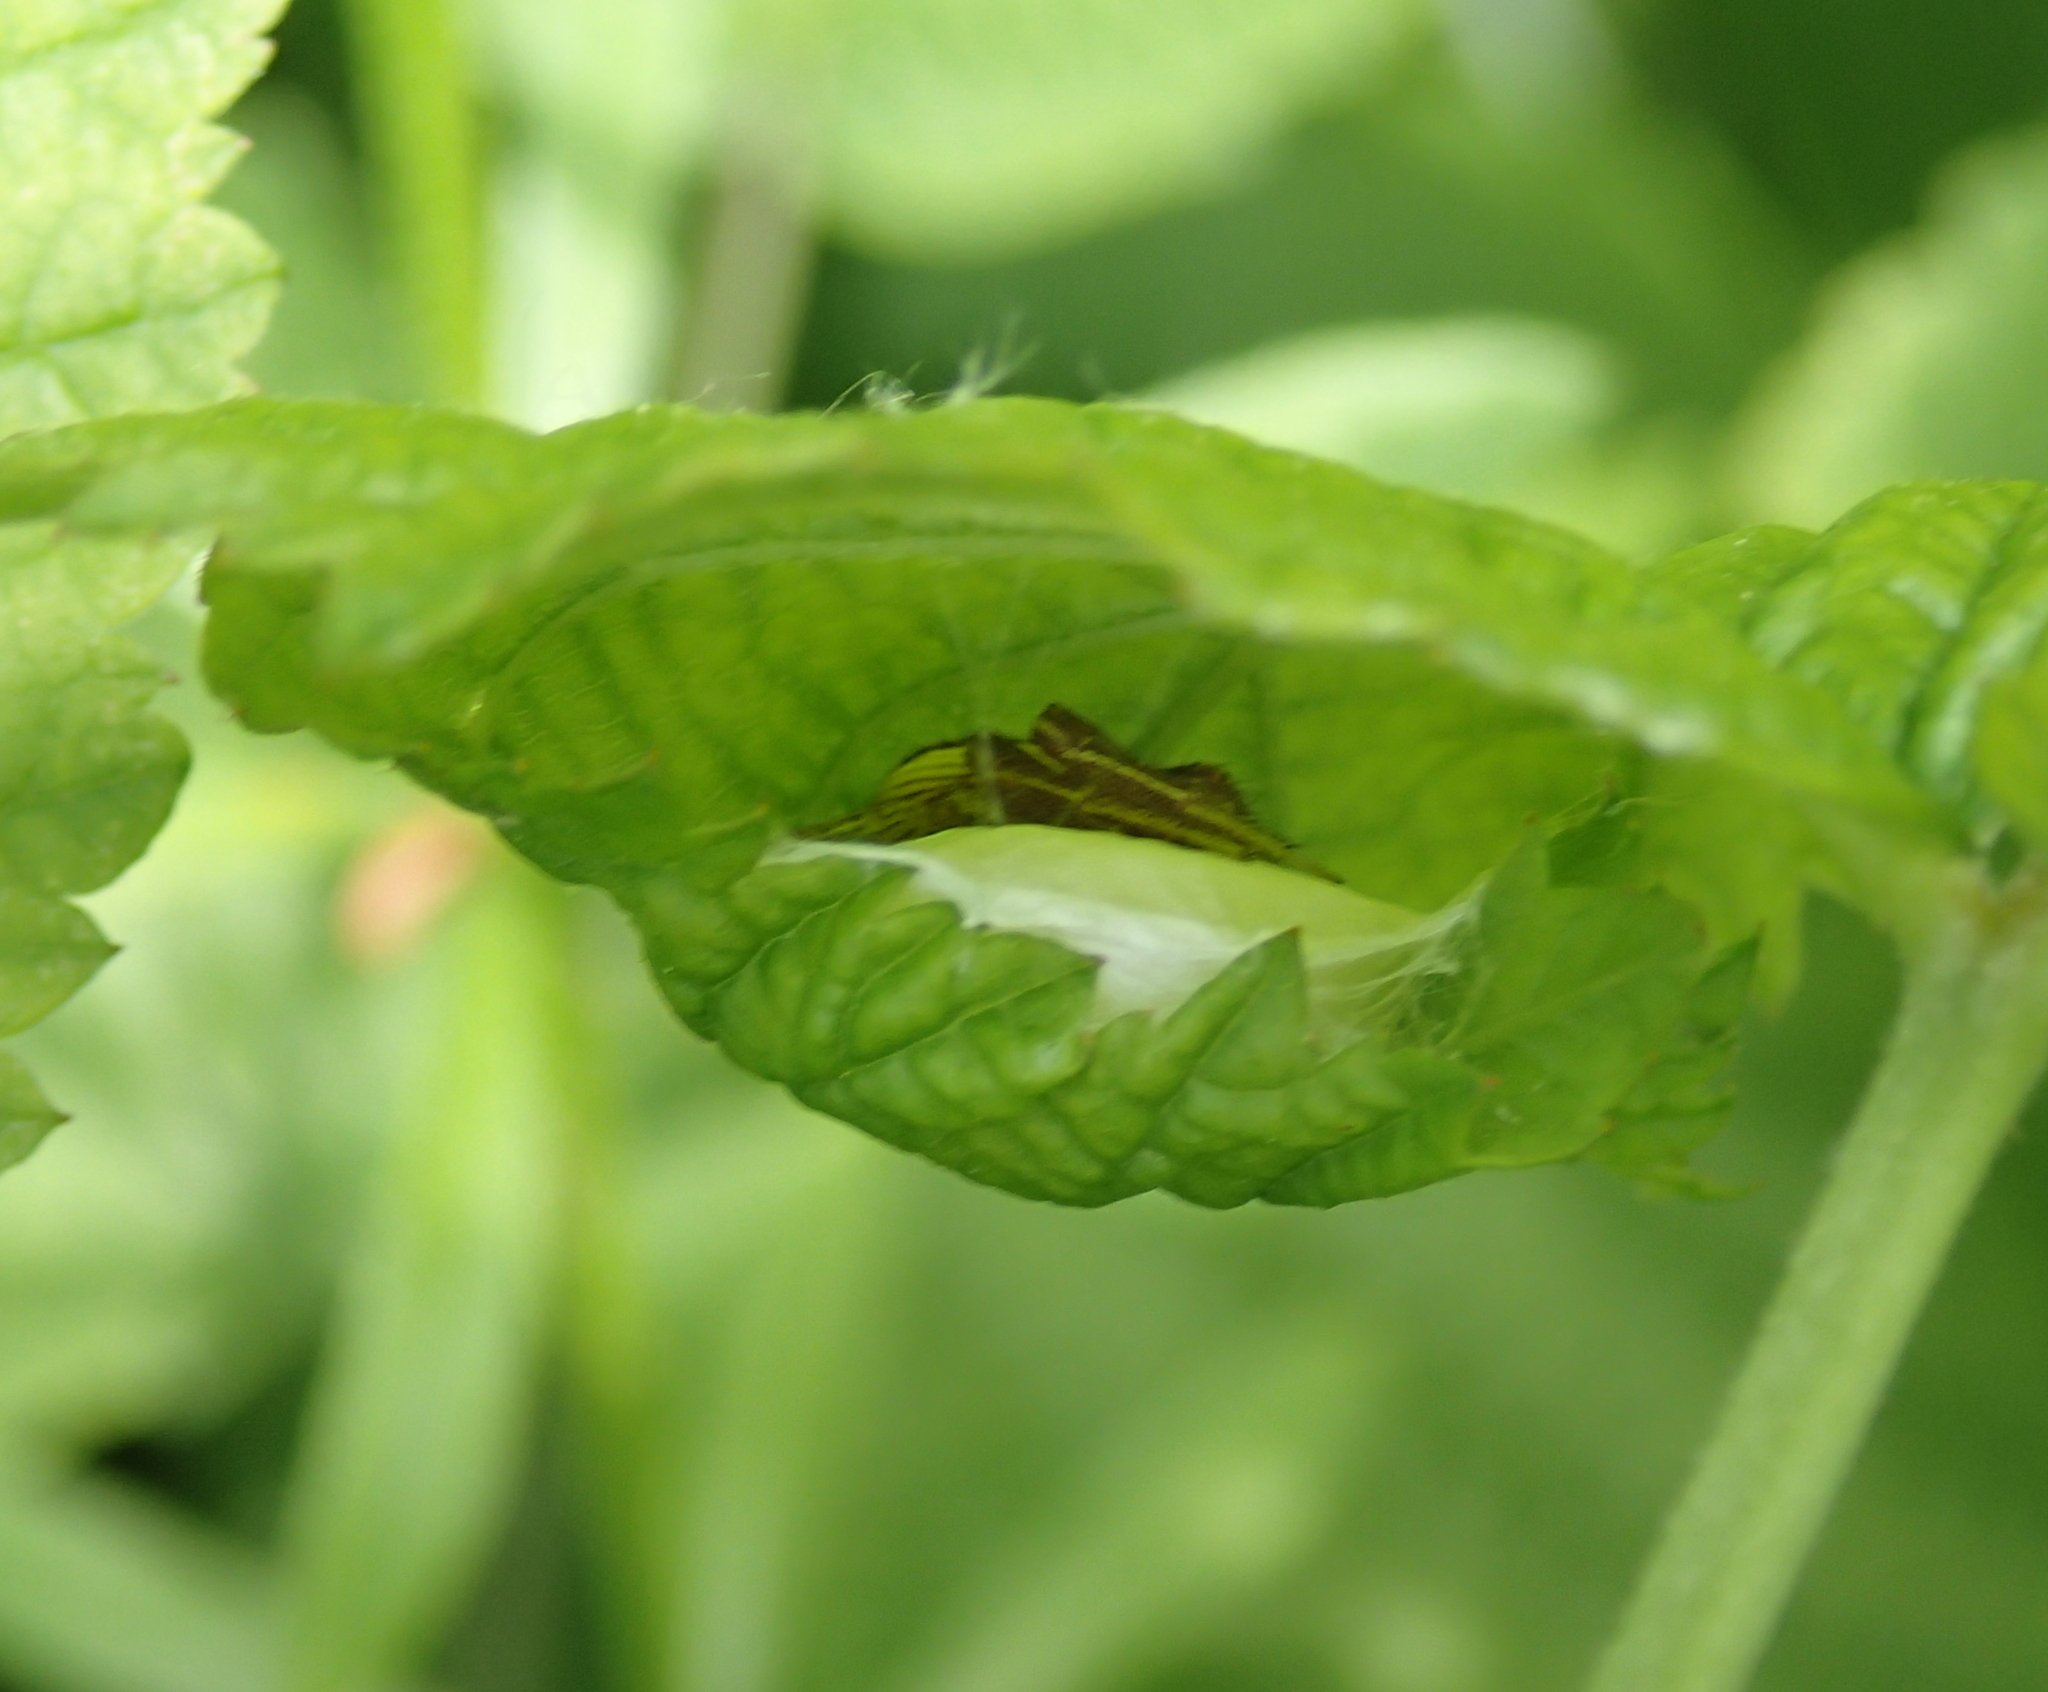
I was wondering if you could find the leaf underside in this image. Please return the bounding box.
[1,398,2042,1202]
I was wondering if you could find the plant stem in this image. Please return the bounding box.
[343,0,487,408]
[282,864,563,1692]
[1587,874,2048,1692]
[548,901,674,1692]
[671,81,817,413]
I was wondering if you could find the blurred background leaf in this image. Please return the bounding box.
[1732,125,2048,523]
[1136,318,1702,551]
[10,0,2048,1689]
[1140,319,1621,495]
[750,0,1426,261]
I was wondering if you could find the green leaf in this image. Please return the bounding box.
[1734,124,2048,525]
[0,889,112,1036]
[1259,845,1710,1206]
[638,835,1500,1207]
[1588,942,1756,1196]
[1644,481,2048,856]
[0,1054,63,1173]
[1977,656,2048,853]
[0,0,282,432]
[0,515,190,1179]
[0,0,281,1172]
[0,396,2008,1204]
[1435,847,1707,1167]
[0,398,1930,831]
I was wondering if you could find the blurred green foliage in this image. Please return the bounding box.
[7,0,2048,1689]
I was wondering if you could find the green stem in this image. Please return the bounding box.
[548,905,673,1692]
[343,0,488,408]
[671,81,817,413]
[282,865,564,1692]
[1587,873,2048,1692]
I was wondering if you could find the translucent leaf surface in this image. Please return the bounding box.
[0,1056,62,1175]
[1978,657,2048,853]
[0,0,281,1170]
[1645,481,2048,854]
[0,397,2017,1204]
[0,0,282,432]
[0,890,111,1038]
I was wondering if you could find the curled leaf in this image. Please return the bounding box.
[628,831,1704,1205]
[6,396,2012,1202]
